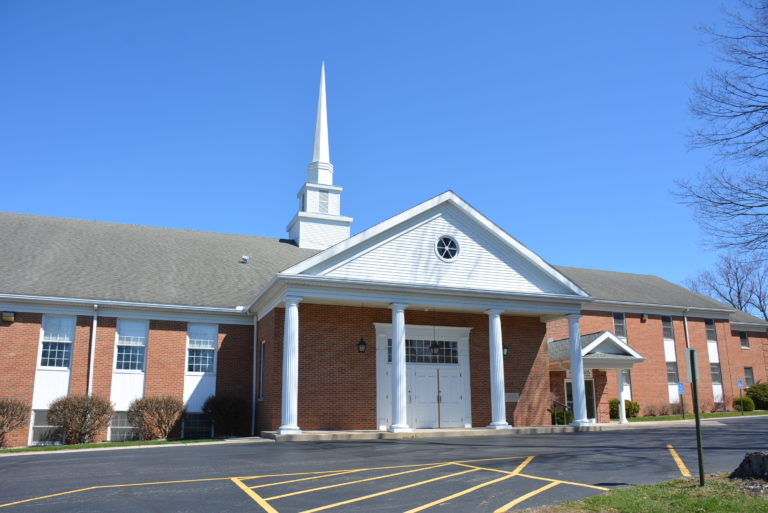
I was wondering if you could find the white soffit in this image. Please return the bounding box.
[280,191,589,298]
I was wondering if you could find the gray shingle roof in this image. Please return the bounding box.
[554,265,732,311]
[0,212,318,308]
[729,309,767,325]
[548,331,605,360]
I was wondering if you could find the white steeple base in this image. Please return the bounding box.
[287,212,353,250]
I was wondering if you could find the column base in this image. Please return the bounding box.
[388,424,413,433]
[277,425,302,435]
[618,419,629,425]
[569,419,593,427]
[487,422,512,430]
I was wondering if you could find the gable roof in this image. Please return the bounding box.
[548,330,645,368]
[0,212,317,308]
[554,265,733,311]
[280,191,590,299]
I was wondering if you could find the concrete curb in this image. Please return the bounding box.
[261,415,767,442]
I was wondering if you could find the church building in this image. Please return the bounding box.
[1,66,766,446]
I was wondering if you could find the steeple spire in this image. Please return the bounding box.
[287,63,353,249]
[312,62,330,164]
[307,63,334,185]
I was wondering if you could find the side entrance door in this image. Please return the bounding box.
[565,379,596,420]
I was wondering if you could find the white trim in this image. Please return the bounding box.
[581,332,644,360]
[587,300,732,318]
[251,276,588,321]
[185,323,218,375]
[279,191,590,297]
[0,299,252,326]
[731,322,768,332]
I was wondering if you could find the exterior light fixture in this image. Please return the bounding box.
[641,313,649,322]
[502,345,509,356]
[357,337,367,353]
[1,311,14,323]
[430,340,440,355]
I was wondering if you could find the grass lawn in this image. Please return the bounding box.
[628,410,768,422]
[522,475,768,513]
[0,438,222,454]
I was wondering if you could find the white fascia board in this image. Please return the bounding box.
[0,294,253,325]
[581,331,644,360]
[730,321,768,332]
[583,358,644,370]
[586,300,733,318]
[280,190,590,298]
[252,275,588,318]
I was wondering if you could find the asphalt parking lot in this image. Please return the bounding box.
[0,416,765,513]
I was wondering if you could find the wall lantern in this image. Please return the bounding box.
[502,345,509,357]
[641,313,649,323]
[430,340,440,355]
[1,311,14,323]
[357,337,367,353]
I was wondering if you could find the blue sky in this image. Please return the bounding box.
[0,1,739,285]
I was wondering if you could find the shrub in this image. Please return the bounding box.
[128,396,184,440]
[609,398,640,418]
[202,395,248,437]
[733,396,756,412]
[746,382,768,410]
[0,398,30,447]
[550,409,573,425]
[48,395,113,444]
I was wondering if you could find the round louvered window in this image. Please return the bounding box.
[436,236,459,261]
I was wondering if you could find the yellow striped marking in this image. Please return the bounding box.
[494,481,560,512]
[299,468,479,513]
[265,463,449,500]
[231,478,279,513]
[666,444,691,477]
[250,470,358,489]
[402,456,535,512]
[237,455,525,481]
[517,473,609,491]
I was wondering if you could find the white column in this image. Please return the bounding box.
[389,303,412,433]
[568,314,589,426]
[278,296,302,434]
[487,309,511,429]
[617,369,628,424]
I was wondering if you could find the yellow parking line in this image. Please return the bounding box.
[231,478,279,513]
[236,456,523,481]
[0,477,233,509]
[266,463,449,500]
[402,456,536,513]
[666,444,691,477]
[494,481,560,512]
[518,473,609,491]
[250,470,358,489]
[299,468,478,513]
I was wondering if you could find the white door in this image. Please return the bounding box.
[437,367,464,427]
[409,367,439,428]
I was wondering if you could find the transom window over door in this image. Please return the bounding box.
[115,319,148,371]
[387,339,459,364]
[40,316,76,368]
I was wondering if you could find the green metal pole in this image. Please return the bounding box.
[690,351,705,486]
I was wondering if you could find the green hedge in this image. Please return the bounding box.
[745,383,768,410]
[609,398,640,418]
[733,396,755,412]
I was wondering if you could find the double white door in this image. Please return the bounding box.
[408,366,464,428]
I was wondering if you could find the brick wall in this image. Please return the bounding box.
[255,305,549,432]
[217,323,254,436]
[0,313,41,447]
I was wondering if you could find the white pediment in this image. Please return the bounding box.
[582,332,644,360]
[281,192,588,298]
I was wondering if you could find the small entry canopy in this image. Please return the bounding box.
[548,330,645,371]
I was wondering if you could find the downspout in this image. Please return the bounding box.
[682,308,691,349]
[251,315,258,436]
[87,304,98,396]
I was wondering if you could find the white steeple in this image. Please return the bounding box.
[287,63,353,250]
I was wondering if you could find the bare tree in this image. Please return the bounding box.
[686,253,768,319]
[677,169,768,251]
[690,1,768,161]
